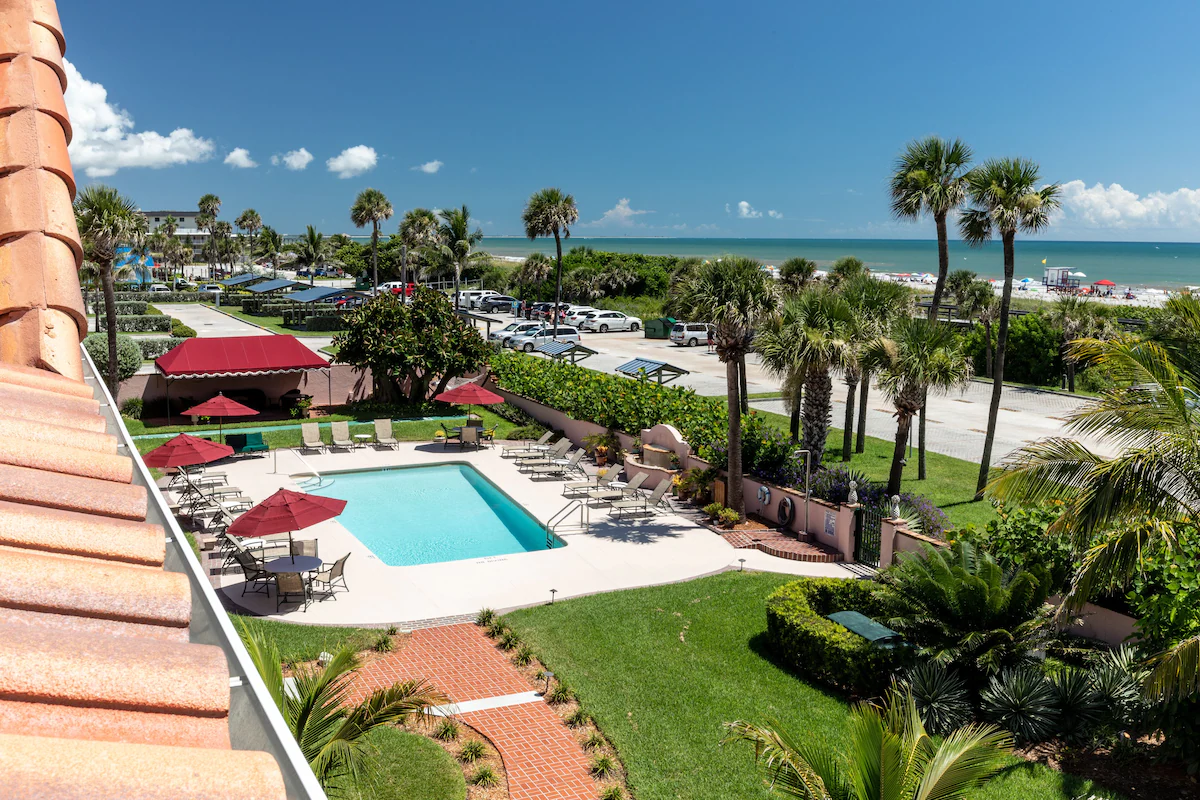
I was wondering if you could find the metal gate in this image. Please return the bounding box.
[854,505,883,567]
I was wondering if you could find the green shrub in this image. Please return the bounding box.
[485,620,508,639]
[765,578,906,696]
[512,644,535,667]
[980,667,1058,743]
[114,291,211,303]
[170,318,197,338]
[565,708,590,728]
[469,766,500,787]
[716,507,741,526]
[82,333,142,382]
[1051,668,1105,743]
[490,401,539,426]
[305,315,346,332]
[458,739,486,763]
[96,314,172,333]
[583,731,605,750]
[600,787,625,800]
[136,337,187,360]
[546,682,573,705]
[371,632,394,653]
[475,608,496,627]
[114,300,148,315]
[589,754,616,778]
[498,630,521,651]
[701,502,724,519]
[119,398,144,420]
[901,661,971,735]
[508,423,549,441]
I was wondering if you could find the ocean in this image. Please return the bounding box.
[472,237,1200,290]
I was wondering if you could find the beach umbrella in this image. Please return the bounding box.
[1019,277,1033,284]
[182,392,259,443]
[1070,271,1087,277]
[435,382,505,423]
[142,433,233,468]
[228,488,347,563]
[1094,279,1116,287]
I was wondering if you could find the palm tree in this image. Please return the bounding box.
[196,193,221,280]
[292,225,331,286]
[1047,296,1111,392]
[756,287,854,463]
[74,186,143,393]
[160,235,189,286]
[235,209,262,271]
[825,256,866,291]
[676,257,775,518]
[862,318,973,496]
[211,220,234,277]
[840,275,912,456]
[425,205,486,311]
[889,136,974,320]
[237,621,445,796]
[350,188,393,290]
[522,188,579,318]
[959,280,1000,378]
[779,257,818,294]
[945,268,978,307]
[960,159,1061,497]
[399,208,439,287]
[257,226,284,279]
[514,252,553,299]
[724,689,1012,800]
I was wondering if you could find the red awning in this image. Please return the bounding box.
[155,335,329,378]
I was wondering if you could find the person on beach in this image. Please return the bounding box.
[707,327,715,353]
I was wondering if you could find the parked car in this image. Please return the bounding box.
[377,281,417,297]
[480,295,519,313]
[452,289,500,309]
[563,307,598,326]
[579,310,641,333]
[489,321,543,343]
[505,326,581,352]
[670,322,712,346]
[198,284,223,294]
[147,283,172,293]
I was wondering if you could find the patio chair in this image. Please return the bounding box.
[516,438,571,469]
[240,431,269,455]
[291,539,319,558]
[530,448,586,479]
[480,427,497,447]
[330,420,354,452]
[312,553,350,600]
[232,548,272,595]
[374,418,399,449]
[275,572,312,612]
[609,480,671,519]
[502,431,553,458]
[300,422,325,453]
[563,468,620,496]
[442,427,462,449]
[587,472,648,503]
[460,425,480,450]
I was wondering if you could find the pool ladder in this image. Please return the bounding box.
[546,499,588,546]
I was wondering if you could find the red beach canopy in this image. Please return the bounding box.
[1093,279,1116,287]
[182,392,259,418]
[155,335,329,378]
[227,488,347,538]
[435,383,505,406]
[142,433,234,468]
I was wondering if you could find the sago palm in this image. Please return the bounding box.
[235,208,262,269]
[74,185,143,393]
[756,287,854,462]
[237,621,445,797]
[889,136,974,319]
[675,256,775,518]
[425,205,486,310]
[350,188,393,289]
[724,688,1012,800]
[959,158,1061,496]
[861,318,972,495]
[522,188,579,316]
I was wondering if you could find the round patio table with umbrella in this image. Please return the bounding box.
[181,392,259,444]
[142,432,234,468]
[435,382,505,425]
[227,488,347,565]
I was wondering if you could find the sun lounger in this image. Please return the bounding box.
[587,472,647,502]
[530,448,586,479]
[227,431,269,455]
[374,419,399,449]
[502,431,553,458]
[330,421,354,452]
[300,422,325,453]
[609,480,671,518]
[516,439,571,468]
[563,468,620,496]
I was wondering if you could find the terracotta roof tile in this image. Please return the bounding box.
[0,58,71,148]
[0,699,230,749]
[0,607,189,643]
[0,462,147,519]
[0,436,132,481]
[0,415,118,454]
[0,229,87,331]
[0,500,163,564]
[0,379,99,415]
[0,389,105,431]
[0,360,94,399]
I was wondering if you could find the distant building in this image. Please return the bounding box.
[139,210,206,256]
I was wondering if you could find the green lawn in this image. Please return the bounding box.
[205,305,332,337]
[234,615,378,662]
[504,572,1120,800]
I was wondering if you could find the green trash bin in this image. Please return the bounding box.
[644,316,676,339]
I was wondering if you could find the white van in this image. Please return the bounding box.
[454,289,499,309]
[147,284,171,293]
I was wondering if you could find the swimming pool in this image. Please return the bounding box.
[310,463,562,566]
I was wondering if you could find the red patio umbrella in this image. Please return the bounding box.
[227,488,347,563]
[182,392,259,443]
[435,382,505,423]
[143,433,234,468]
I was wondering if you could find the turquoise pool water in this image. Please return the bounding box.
[311,464,560,566]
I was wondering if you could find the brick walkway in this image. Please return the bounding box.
[722,529,843,562]
[351,624,596,800]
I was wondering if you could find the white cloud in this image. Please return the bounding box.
[326,145,377,178]
[767,209,783,219]
[586,198,654,227]
[1060,180,1200,230]
[737,201,762,219]
[411,160,443,174]
[223,147,257,168]
[271,148,313,170]
[725,203,732,214]
[62,58,213,177]
[470,167,478,174]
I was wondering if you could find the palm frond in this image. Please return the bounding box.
[1145,634,1200,701]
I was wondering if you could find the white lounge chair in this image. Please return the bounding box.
[300,422,325,453]
[502,431,553,458]
[374,418,399,449]
[587,472,647,503]
[563,468,620,496]
[530,448,585,479]
[609,480,671,518]
[330,420,354,452]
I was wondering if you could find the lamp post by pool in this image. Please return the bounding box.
[550,588,557,604]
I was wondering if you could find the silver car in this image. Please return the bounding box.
[505,326,582,352]
[489,321,542,343]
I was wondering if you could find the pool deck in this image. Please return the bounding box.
[197,443,853,626]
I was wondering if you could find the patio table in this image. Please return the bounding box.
[264,556,323,574]
[354,434,373,448]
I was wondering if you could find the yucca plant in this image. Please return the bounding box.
[458,739,486,763]
[1050,668,1105,743]
[980,668,1058,744]
[901,661,972,736]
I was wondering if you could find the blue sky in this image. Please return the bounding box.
[59,0,1200,241]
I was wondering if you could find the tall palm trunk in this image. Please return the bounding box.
[101,262,119,394]
[888,412,913,496]
[918,395,927,480]
[738,354,749,414]
[370,221,379,289]
[801,367,833,465]
[842,371,858,461]
[726,356,744,516]
[928,212,950,320]
[552,229,563,325]
[856,373,870,453]
[976,232,1016,497]
[984,319,994,378]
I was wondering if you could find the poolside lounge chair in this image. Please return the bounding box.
[232,548,272,595]
[587,472,648,503]
[530,448,586,479]
[516,438,571,469]
[563,468,620,496]
[330,421,354,452]
[291,539,319,558]
[226,431,269,455]
[312,553,350,600]
[460,426,480,450]
[609,480,671,519]
[300,422,325,453]
[275,572,312,612]
[502,431,553,458]
[374,419,399,449]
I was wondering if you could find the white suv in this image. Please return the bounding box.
[505,326,581,352]
[564,307,597,326]
[489,321,542,343]
[579,311,641,333]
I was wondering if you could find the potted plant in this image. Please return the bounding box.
[293,396,314,418]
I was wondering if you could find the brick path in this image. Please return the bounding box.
[351,623,596,800]
[722,529,843,562]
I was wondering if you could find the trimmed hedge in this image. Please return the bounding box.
[136,337,188,360]
[304,315,346,331]
[765,578,909,697]
[170,318,197,338]
[114,301,148,315]
[97,314,172,333]
[113,291,217,303]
